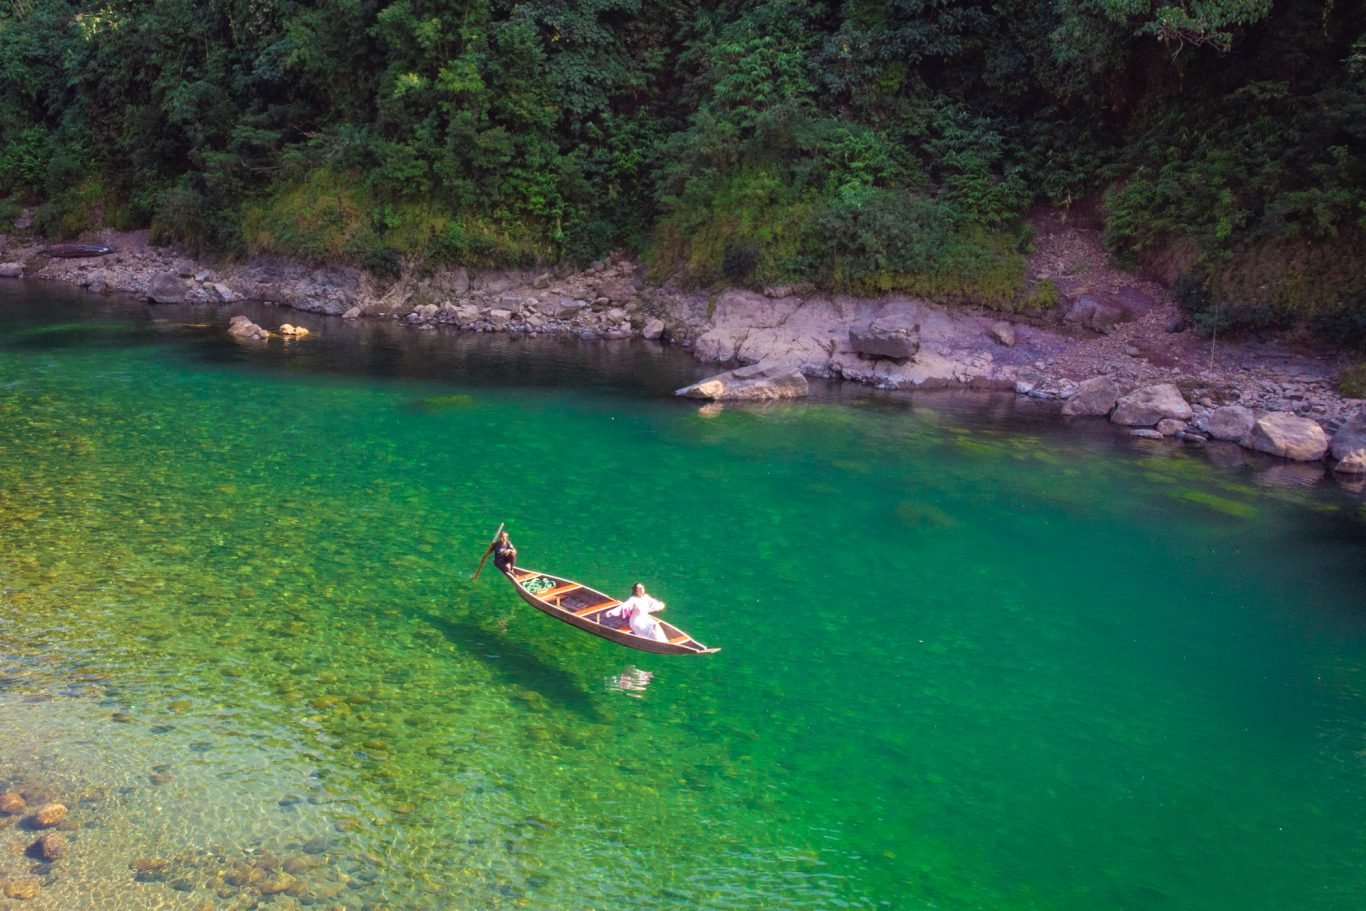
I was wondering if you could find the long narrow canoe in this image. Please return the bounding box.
[502,566,719,655]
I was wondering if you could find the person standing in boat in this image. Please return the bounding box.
[487,529,517,575]
[603,583,668,641]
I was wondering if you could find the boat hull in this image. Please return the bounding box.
[503,567,718,655]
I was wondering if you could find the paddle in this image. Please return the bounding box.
[472,522,505,580]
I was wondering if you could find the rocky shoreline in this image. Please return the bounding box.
[3,223,1364,483]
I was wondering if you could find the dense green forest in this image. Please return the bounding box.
[2,1,1364,338]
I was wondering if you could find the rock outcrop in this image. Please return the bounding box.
[849,316,921,360]
[675,360,809,401]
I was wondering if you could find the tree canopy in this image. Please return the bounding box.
[2,1,1363,336]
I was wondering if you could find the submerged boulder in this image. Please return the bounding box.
[1242,412,1329,461]
[227,315,269,341]
[33,832,67,861]
[675,360,809,401]
[31,803,66,828]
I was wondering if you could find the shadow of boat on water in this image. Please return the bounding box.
[409,608,603,723]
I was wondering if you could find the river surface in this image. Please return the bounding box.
[1,283,1364,910]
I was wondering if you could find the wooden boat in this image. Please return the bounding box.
[502,567,719,656]
[40,243,112,258]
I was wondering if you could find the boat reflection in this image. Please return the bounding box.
[605,665,655,699]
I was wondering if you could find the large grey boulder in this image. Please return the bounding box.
[1329,408,1366,461]
[1206,404,1256,441]
[849,316,920,360]
[1062,377,1120,417]
[675,360,809,401]
[146,272,188,303]
[1241,412,1329,461]
[0,263,22,278]
[1064,296,1132,333]
[1111,384,1193,426]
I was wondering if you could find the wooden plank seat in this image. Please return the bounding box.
[574,600,617,616]
[541,582,582,599]
[668,634,689,644]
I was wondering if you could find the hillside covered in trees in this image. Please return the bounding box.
[2,1,1364,340]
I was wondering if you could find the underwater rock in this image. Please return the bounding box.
[34,832,67,861]
[0,792,25,815]
[279,323,310,337]
[2,878,41,899]
[31,802,67,828]
[258,872,296,895]
[675,359,809,401]
[129,857,170,881]
[225,862,265,888]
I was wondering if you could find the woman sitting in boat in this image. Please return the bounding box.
[489,530,517,575]
[603,583,668,642]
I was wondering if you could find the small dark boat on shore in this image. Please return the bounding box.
[40,243,112,258]
[503,567,719,655]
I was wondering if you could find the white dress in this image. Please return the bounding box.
[604,594,668,641]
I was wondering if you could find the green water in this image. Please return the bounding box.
[1,286,1364,910]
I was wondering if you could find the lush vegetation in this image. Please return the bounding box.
[1,1,1363,332]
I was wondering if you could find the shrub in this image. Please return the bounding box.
[1340,364,1366,398]
[31,178,105,239]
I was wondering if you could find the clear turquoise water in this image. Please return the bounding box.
[1,285,1364,910]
